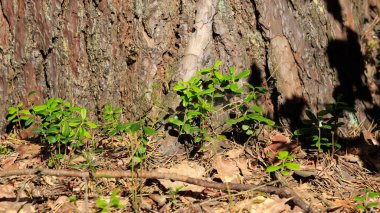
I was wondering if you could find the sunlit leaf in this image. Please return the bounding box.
[86,121,98,129]
[33,105,47,112]
[284,162,300,170]
[235,69,250,79]
[266,165,281,172]
[213,60,222,68]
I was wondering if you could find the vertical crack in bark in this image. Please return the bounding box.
[250,0,279,120]
[0,0,13,37]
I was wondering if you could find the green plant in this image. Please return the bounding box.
[0,144,13,155]
[355,188,379,212]
[101,104,123,137]
[7,98,98,153]
[7,102,33,129]
[294,100,354,154]
[68,195,78,202]
[168,61,274,144]
[98,105,157,167]
[96,187,124,213]
[168,185,184,206]
[266,151,300,175]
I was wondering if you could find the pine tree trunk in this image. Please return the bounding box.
[0,0,379,131]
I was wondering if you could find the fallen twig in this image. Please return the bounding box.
[0,168,312,212]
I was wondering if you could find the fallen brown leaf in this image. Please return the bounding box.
[212,155,241,183]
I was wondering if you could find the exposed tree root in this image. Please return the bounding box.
[0,168,312,212]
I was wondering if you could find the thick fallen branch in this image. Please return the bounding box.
[0,168,311,212]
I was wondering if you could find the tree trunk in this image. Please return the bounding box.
[0,0,379,131]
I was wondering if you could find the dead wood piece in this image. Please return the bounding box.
[0,168,312,212]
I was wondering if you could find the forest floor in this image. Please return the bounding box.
[0,125,379,213]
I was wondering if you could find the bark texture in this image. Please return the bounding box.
[0,0,379,130]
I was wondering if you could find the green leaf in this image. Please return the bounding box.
[20,115,30,121]
[86,121,98,129]
[68,196,77,202]
[213,60,222,68]
[317,110,329,117]
[230,83,239,92]
[130,123,141,132]
[367,202,379,208]
[197,67,212,75]
[104,104,112,112]
[33,105,47,112]
[246,129,253,135]
[242,125,249,131]
[189,126,201,133]
[25,118,34,127]
[321,125,332,129]
[19,110,31,115]
[69,121,81,127]
[7,114,17,121]
[305,110,318,123]
[266,165,281,172]
[277,151,289,159]
[284,162,300,170]
[214,93,224,98]
[214,71,224,80]
[354,196,365,202]
[47,127,59,134]
[143,126,156,136]
[168,117,184,126]
[69,107,81,111]
[55,154,65,159]
[8,107,17,114]
[247,114,275,126]
[368,192,379,198]
[83,129,91,138]
[225,119,238,125]
[96,199,108,208]
[183,123,191,133]
[229,66,236,75]
[173,83,186,91]
[252,105,263,113]
[187,110,202,118]
[114,108,122,114]
[281,170,290,175]
[356,204,365,210]
[78,126,85,137]
[62,122,70,137]
[80,108,87,120]
[235,69,250,79]
[47,136,57,143]
[16,102,23,108]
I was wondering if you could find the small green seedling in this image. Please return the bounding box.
[96,187,124,213]
[101,104,123,137]
[355,188,379,212]
[0,144,13,155]
[294,99,354,154]
[168,185,184,206]
[266,151,300,175]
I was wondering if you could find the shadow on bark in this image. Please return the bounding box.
[325,0,380,122]
[325,0,380,171]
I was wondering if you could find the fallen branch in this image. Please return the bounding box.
[0,168,311,212]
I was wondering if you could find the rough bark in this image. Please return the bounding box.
[0,0,379,131]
